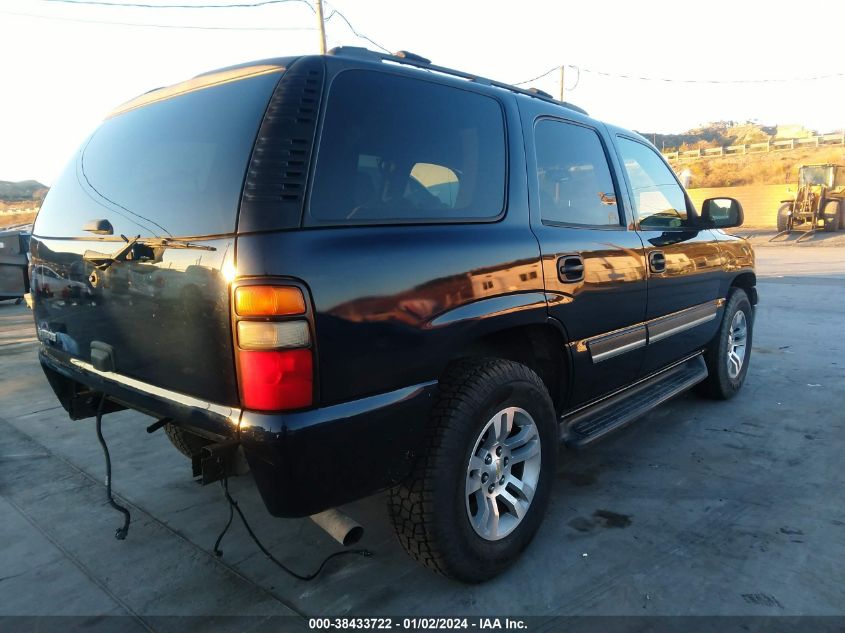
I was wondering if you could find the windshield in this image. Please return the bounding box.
[799,166,833,187]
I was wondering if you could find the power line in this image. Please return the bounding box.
[24,0,392,51]
[35,0,314,9]
[515,63,845,87]
[1,8,316,29]
[579,66,845,84]
[322,1,389,53]
[513,65,560,86]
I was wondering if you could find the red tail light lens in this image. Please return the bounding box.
[237,349,313,411]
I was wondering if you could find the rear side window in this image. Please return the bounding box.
[307,70,506,225]
[34,69,282,238]
[534,119,621,227]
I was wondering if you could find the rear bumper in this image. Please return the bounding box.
[39,347,240,439]
[240,382,436,517]
[39,345,436,517]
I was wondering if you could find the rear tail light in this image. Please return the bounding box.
[238,349,312,411]
[235,285,305,316]
[233,284,313,411]
[237,321,310,350]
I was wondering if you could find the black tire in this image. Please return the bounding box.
[696,289,753,400]
[387,358,557,583]
[164,422,212,458]
[776,203,791,232]
[823,201,841,233]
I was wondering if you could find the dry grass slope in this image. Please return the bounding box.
[678,146,845,188]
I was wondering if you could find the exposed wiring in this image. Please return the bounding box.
[213,474,372,581]
[94,394,131,540]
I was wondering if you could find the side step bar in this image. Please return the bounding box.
[561,354,708,449]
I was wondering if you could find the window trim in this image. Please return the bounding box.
[614,134,697,232]
[532,116,627,231]
[302,67,511,228]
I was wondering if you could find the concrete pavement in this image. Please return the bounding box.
[1,247,844,624]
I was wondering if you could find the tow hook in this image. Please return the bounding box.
[192,439,249,485]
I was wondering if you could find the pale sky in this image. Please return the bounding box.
[2,0,844,185]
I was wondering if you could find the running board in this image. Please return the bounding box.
[561,354,708,449]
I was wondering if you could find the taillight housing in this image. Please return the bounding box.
[232,282,314,411]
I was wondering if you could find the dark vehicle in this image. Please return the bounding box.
[30,48,756,582]
[0,228,31,304]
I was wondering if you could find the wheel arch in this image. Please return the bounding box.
[730,271,757,305]
[443,320,571,415]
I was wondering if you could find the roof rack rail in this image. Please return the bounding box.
[327,46,588,116]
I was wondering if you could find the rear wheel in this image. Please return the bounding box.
[776,203,791,232]
[387,358,557,582]
[164,423,212,458]
[696,289,753,400]
[823,200,841,232]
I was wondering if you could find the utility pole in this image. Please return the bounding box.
[315,0,327,55]
[558,65,565,101]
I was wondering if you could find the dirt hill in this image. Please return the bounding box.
[0,180,48,202]
[0,180,46,229]
[637,121,806,153]
[673,145,845,188]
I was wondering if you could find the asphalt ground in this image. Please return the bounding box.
[1,245,843,630]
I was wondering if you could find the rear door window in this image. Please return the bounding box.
[534,119,622,227]
[307,70,506,225]
[34,68,282,239]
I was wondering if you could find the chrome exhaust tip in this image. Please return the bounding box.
[309,509,364,546]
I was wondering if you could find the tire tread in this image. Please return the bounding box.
[387,358,551,579]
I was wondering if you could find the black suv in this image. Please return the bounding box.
[30,48,756,582]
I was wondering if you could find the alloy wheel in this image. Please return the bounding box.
[465,406,541,541]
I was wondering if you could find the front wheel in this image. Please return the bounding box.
[387,358,557,582]
[823,201,841,233]
[696,289,753,400]
[776,203,791,232]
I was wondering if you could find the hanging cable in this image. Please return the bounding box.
[515,63,845,87]
[1,8,316,28]
[35,0,315,10]
[213,474,372,581]
[321,1,389,53]
[568,65,580,91]
[513,65,561,86]
[94,394,131,540]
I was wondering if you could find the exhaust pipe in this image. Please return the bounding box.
[309,509,364,546]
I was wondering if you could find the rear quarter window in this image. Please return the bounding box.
[306,70,507,226]
[34,69,282,239]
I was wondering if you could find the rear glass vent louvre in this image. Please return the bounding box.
[238,59,325,231]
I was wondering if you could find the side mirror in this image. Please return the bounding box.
[83,219,114,235]
[701,197,744,229]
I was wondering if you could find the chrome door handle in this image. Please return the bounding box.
[649,250,666,273]
[558,255,585,282]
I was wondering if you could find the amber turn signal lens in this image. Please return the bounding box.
[235,285,306,316]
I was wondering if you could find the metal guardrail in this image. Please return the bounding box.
[663,131,845,161]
